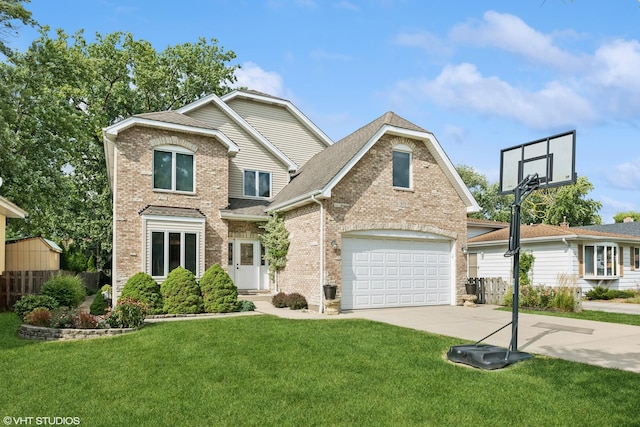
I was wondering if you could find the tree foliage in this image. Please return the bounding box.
[457,165,601,226]
[0,21,239,269]
[613,211,640,223]
[0,0,36,57]
[260,213,290,281]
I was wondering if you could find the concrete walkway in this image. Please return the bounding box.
[252,300,640,373]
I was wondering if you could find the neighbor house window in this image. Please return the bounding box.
[392,147,412,189]
[244,170,271,198]
[151,231,198,277]
[153,148,194,192]
[633,247,639,270]
[583,244,618,278]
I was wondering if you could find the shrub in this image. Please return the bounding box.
[286,293,308,310]
[41,274,86,308]
[50,307,77,328]
[107,297,147,329]
[271,292,288,308]
[237,300,256,312]
[90,292,110,316]
[200,264,239,313]
[160,267,203,314]
[13,294,59,319]
[504,284,577,312]
[75,311,99,329]
[24,307,53,327]
[585,286,610,300]
[552,287,576,312]
[120,272,164,315]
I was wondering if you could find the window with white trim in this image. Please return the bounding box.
[583,244,618,278]
[151,231,198,277]
[243,170,271,198]
[153,147,194,192]
[392,145,412,189]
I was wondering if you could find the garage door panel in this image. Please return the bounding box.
[342,237,451,310]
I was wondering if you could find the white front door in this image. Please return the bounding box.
[230,239,261,290]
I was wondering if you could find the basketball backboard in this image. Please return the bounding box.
[499,130,576,195]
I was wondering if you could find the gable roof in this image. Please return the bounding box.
[221,90,334,148]
[269,111,480,213]
[468,223,640,246]
[6,236,62,252]
[0,195,27,219]
[177,90,299,171]
[102,112,240,189]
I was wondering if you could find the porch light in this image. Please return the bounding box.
[330,240,338,249]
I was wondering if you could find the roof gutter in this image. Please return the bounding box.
[311,194,325,314]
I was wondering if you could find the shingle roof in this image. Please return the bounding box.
[221,198,270,217]
[134,111,214,129]
[577,222,640,237]
[468,223,640,244]
[138,205,205,218]
[270,112,428,206]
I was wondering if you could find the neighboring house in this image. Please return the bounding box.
[467,222,640,292]
[103,90,480,310]
[5,237,62,271]
[577,218,640,237]
[465,218,508,278]
[0,196,28,275]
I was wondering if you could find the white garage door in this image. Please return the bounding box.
[341,237,451,310]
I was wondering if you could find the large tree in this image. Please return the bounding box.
[457,165,602,226]
[0,26,240,269]
[0,0,36,57]
[613,211,640,223]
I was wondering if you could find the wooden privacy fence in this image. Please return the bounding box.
[467,277,509,305]
[0,270,101,311]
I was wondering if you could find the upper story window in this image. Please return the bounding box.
[584,244,618,278]
[153,147,194,192]
[244,170,271,198]
[392,145,412,189]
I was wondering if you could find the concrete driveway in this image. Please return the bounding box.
[254,301,640,373]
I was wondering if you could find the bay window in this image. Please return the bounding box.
[583,244,618,278]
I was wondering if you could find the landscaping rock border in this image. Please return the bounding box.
[18,324,137,341]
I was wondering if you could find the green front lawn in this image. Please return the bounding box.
[498,307,640,326]
[1,312,637,426]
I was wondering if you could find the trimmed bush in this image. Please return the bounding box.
[160,267,203,314]
[90,293,110,316]
[41,275,86,308]
[237,300,256,312]
[271,292,288,308]
[200,264,239,313]
[107,297,147,329]
[24,307,53,327]
[13,294,59,319]
[286,293,308,310]
[120,272,164,315]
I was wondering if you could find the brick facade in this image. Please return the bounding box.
[112,127,229,299]
[281,134,468,306]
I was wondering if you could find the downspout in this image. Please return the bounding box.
[311,194,324,313]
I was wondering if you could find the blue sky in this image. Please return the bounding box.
[10,0,640,222]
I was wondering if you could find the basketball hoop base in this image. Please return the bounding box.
[447,344,533,370]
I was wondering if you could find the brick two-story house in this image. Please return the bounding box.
[103,90,479,311]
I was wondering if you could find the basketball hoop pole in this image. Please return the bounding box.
[505,173,540,353]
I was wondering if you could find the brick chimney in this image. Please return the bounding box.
[623,216,634,223]
[559,216,569,228]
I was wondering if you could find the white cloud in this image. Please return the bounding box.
[449,11,584,70]
[393,30,451,56]
[603,158,640,190]
[233,62,286,97]
[394,63,596,130]
[309,49,354,61]
[335,1,359,11]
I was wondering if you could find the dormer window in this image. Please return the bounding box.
[392,144,412,189]
[153,146,194,192]
[244,170,271,198]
